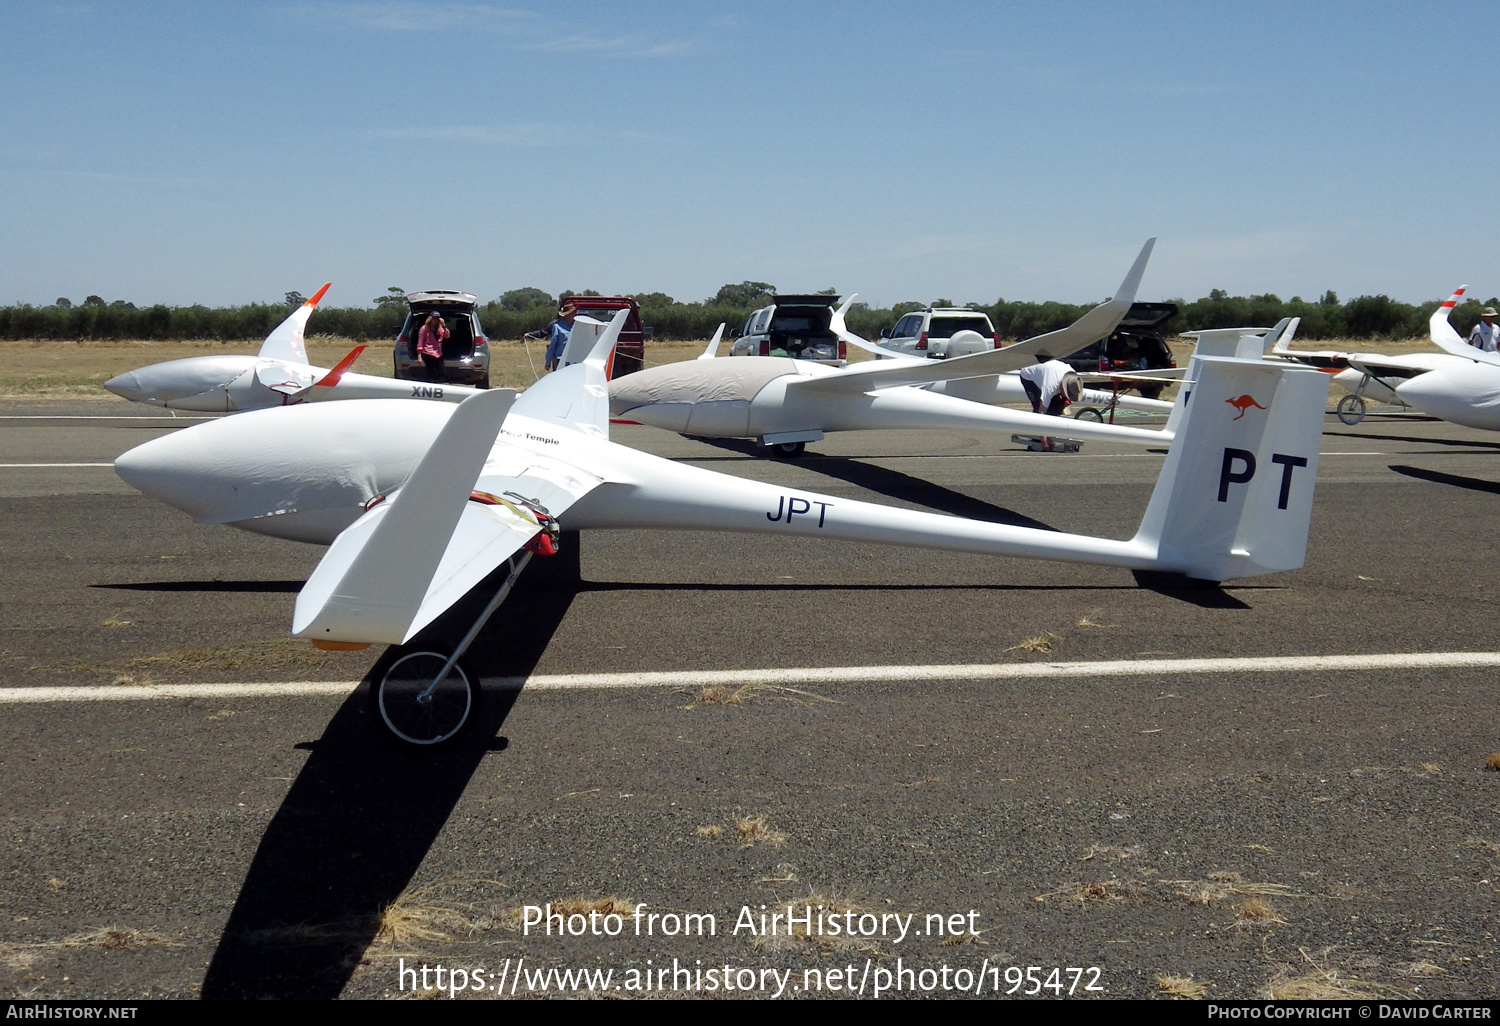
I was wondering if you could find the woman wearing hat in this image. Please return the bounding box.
[546,302,578,372]
[1469,307,1500,353]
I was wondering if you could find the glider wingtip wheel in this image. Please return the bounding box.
[371,649,479,746]
[1336,394,1366,426]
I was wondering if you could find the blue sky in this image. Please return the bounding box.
[3,1,1494,309]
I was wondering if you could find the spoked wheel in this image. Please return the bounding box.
[1073,407,1104,422]
[1336,393,1366,426]
[771,441,806,458]
[372,650,478,746]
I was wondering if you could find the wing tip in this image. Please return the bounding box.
[306,282,332,308]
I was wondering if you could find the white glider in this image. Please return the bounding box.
[1264,289,1499,429]
[834,286,1178,421]
[116,307,1329,744]
[608,240,1178,456]
[103,284,481,412]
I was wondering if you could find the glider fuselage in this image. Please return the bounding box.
[607,356,1171,446]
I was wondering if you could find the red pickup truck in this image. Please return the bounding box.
[564,296,649,378]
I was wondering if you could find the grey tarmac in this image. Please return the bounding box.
[2,398,1499,1000]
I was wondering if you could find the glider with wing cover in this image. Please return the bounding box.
[608,241,1178,455]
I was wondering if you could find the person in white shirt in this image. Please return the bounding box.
[1469,307,1500,353]
[1017,353,1081,452]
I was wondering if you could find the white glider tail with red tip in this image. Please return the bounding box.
[1427,285,1500,366]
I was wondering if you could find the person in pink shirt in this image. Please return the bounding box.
[417,314,449,382]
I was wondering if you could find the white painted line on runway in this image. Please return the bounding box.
[4,651,1498,704]
[0,463,115,468]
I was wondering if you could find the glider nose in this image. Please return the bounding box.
[1395,368,1466,423]
[114,429,234,522]
[103,369,154,403]
[103,355,254,408]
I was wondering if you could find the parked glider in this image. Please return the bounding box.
[1264,288,1497,428]
[608,240,1178,456]
[116,307,1329,744]
[835,298,1178,420]
[103,284,480,412]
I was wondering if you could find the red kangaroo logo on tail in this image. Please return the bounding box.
[1225,394,1267,420]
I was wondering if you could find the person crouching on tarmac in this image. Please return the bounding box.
[1017,352,1082,452]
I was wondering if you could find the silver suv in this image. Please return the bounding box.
[880,307,999,358]
[393,290,491,387]
[728,295,846,365]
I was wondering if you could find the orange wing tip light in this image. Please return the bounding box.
[306,282,332,308]
[311,639,370,651]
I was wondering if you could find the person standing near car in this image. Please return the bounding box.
[417,313,449,382]
[1470,307,1500,353]
[546,302,577,372]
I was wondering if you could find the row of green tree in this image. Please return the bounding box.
[4,284,1494,343]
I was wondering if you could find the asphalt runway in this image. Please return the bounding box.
[3,397,1500,1000]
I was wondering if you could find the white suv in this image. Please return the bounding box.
[728,295,847,365]
[880,307,999,358]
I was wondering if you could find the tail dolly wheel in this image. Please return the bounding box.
[1336,374,1369,426]
[371,495,560,745]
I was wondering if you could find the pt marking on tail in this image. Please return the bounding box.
[1225,394,1267,420]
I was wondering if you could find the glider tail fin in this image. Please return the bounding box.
[698,323,726,360]
[258,282,330,364]
[1132,355,1328,581]
[1429,285,1470,353]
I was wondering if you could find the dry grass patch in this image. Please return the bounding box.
[756,864,798,884]
[63,927,178,950]
[1078,843,1140,862]
[1075,613,1117,629]
[1156,974,1208,999]
[735,816,786,847]
[1006,632,1063,654]
[100,618,132,628]
[684,683,835,708]
[36,638,358,680]
[1036,879,1141,905]
[499,895,638,933]
[1164,875,1306,907]
[1418,762,1441,773]
[121,639,342,673]
[1262,948,1411,1001]
[372,878,508,948]
[1234,898,1288,928]
[1486,751,1500,772]
[695,824,724,838]
[0,927,179,969]
[0,336,717,397]
[1399,960,1445,978]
